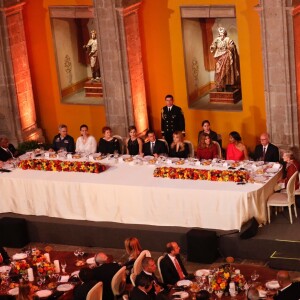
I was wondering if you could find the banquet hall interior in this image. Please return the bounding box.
[2,0,300,295]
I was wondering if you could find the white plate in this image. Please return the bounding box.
[122,155,131,159]
[171,157,180,162]
[195,269,210,276]
[0,265,11,273]
[172,291,189,299]
[258,289,267,298]
[254,176,268,182]
[12,253,27,260]
[8,287,19,296]
[86,257,95,264]
[57,283,74,292]
[265,280,280,290]
[144,155,154,160]
[35,290,52,298]
[266,168,278,173]
[176,280,192,287]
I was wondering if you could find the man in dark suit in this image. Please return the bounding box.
[92,252,121,300]
[161,94,185,145]
[73,268,97,300]
[135,257,168,299]
[160,242,193,285]
[52,124,75,153]
[143,130,168,157]
[0,136,18,162]
[273,270,300,300]
[0,246,10,265]
[253,133,279,162]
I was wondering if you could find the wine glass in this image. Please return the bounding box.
[78,249,85,261]
[37,277,44,289]
[251,270,259,282]
[61,261,67,274]
[74,249,79,261]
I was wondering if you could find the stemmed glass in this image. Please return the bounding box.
[251,270,259,282]
[74,249,79,262]
[37,276,45,289]
[61,261,67,274]
[78,249,85,262]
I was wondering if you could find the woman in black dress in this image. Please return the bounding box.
[169,131,189,158]
[125,126,143,156]
[98,126,120,154]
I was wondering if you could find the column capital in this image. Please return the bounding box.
[115,0,142,9]
[0,1,25,14]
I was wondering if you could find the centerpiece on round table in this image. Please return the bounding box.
[210,264,231,298]
[11,260,30,276]
[32,254,55,277]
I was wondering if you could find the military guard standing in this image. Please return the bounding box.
[161,94,185,145]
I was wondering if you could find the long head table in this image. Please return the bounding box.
[0,157,281,230]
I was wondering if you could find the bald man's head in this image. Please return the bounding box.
[277,270,291,288]
[94,252,108,266]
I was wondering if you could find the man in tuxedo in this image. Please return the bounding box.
[92,252,121,300]
[161,94,185,145]
[253,133,279,162]
[52,124,75,153]
[273,270,300,300]
[160,242,193,285]
[0,136,18,162]
[135,257,168,299]
[143,130,168,157]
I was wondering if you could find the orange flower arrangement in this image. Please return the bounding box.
[11,260,30,275]
[153,167,249,182]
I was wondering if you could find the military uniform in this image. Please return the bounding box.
[161,105,185,145]
[52,134,75,153]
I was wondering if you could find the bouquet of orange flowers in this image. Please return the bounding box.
[11,260,30,275]
[210,265,231,291]
[32,254,55,276]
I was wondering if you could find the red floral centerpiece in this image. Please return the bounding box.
[210,265,231,292]
[153,167,249,182]
[18,159,106,173]
[32,254,55,277]
[11,260,30,275]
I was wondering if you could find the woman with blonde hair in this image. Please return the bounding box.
[196,133,219,160]
[169,131,189,158]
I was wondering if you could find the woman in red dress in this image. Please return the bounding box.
[196,133,219,160]
[226,131,248,161]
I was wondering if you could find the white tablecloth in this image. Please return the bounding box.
[0,159,280,230]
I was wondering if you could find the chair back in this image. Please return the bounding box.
[113,135,125,154]
[212,141,222,159]
[157,255,164,283]
[158,139,169,154]
[132,250,151,276]
[184,140,194,158]
[111,266,126,296]
[86,282,103,300]
[286,171,298,203]
[130,272,136,286]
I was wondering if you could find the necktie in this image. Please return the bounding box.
[150,142,154,154]
[262,147,266,160]
[174,258,185,280]
[168,107,171,112]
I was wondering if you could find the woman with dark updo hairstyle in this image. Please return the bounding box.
[125,126,143,155]
[226,131,248,161]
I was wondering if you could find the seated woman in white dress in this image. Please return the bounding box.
[75,124,97,154]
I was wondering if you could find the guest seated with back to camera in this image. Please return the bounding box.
[277,149,300,190]
[75,124,97,155]
[51,124,75,153]
[273,270,300,300]
[142,130,168,158]
[92,252,121,300]
[197,120,221,147]
[73,268,97,300]
[226,131,248,161]
[125,126,143,156]
[253,133,279,162]
[0,135,19,162]
[196,133,219,160]
[169,131,189,159]
[122,237,142,282]
[160,241,194,286]
[98,126,120,155]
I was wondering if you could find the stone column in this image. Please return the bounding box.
[293,2,300,140]
[257,0,298,152]
[93,0,148,136]
[0,0,43,145]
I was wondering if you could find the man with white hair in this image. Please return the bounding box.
[92,252,121,300]
[253,132,279,162]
